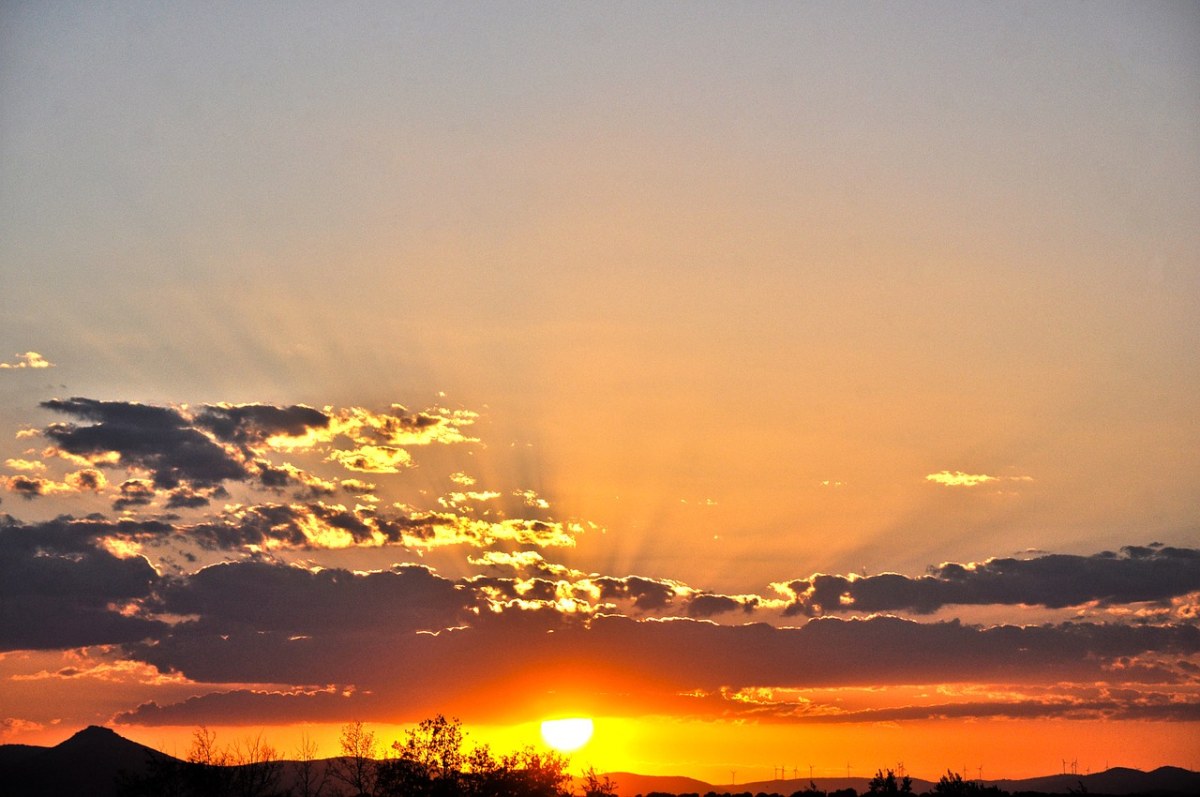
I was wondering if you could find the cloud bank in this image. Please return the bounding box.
[2,395,1198,733]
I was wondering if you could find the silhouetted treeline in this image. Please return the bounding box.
[116,716,617,797]
[12,723,1181,797]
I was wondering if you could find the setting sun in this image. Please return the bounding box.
[539,718,594,753]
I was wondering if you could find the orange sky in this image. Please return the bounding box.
[1,1,1198,782]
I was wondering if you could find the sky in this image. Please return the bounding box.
[1,0,1199,784]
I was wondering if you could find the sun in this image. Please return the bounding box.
[539,717,594,752]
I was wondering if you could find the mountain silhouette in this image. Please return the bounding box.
[2,727,1199,796]
[0,725,173,797]
[989,765,1200,796]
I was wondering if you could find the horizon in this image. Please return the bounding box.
[9,723,1197,787]
[2,1,1198,787]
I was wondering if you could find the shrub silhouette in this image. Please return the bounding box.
[866,769,911,794]
[933,770,1003,796]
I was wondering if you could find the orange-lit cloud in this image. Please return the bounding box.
[1,469,106,499]
[4,458,46,472]
[327,444,414,473]
[925,470,1034,487]
[2,394,1197,755]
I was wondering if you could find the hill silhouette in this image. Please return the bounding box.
[0,725,172,797]
[2,726,1199,796]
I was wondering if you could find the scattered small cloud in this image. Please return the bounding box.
[0,352,53,370]
[4,458,46,472]
[926,470,997,487]
[2,472,102,499]
[926,470,1033,487]
[113,479,156,511]
[514,489,550,509]
[327,444,414,473]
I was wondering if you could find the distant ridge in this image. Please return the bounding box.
[2,727,1198,796]
[990,765,1200,796]
[0,725,172,797]
[604,771,716,795]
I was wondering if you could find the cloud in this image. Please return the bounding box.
[0,718,45,742]
[781,546,1200,616]
[2,474,56,499]
[0,517,166,651]
[5,393,1198,734]
[33,398,481,496]
[4,459,46,472]
[331,405,479,448]
[253,460,336,497]
[41,398,248,489]
[593,576,681,612]
[117,606,1200,726]
[925,470,1033,487]
[151,561,474,638]
[165,485,229,509]
[193,403,331,449]
[2,472,103,499]
[179,501,582,552]
[327,444,414,473]
[113,479,156,511]
[339,478,377,495]
[0,352,53,370]
[65,468,106,492]
[687,592,760,618]
[698,692,1200,724]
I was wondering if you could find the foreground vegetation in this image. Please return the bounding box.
[117,715,617,797]
[113,718,1119,797]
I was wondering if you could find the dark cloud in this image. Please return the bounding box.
[118,606,1200,726]
[118,689,361,726]
[113,479,155,511]
[687,593,758,618]
[151,561,473,638]
[594,576,679,611]
[165,485,228,509]
[41,398,247,489]
[256,461,294,489]
[252,460,338,498]
[188,502,385,550]
[746,698,1200,724]
[783,546,1200,616]
[0,518,166,651]
[194,403,330,447]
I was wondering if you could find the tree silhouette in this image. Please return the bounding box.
[118,717,583,797]
[375,715,573,797]
[933,770,1004,796]
[119,726,284,797]
[331,721,379,797]
[867,768,912,794]
[294,731,328,797]
[935,770,970,795]
[230,732,284,797]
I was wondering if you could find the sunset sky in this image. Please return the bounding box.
[2,1,1199,784]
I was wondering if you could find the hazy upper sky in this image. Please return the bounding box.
[2,1,1198,781]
